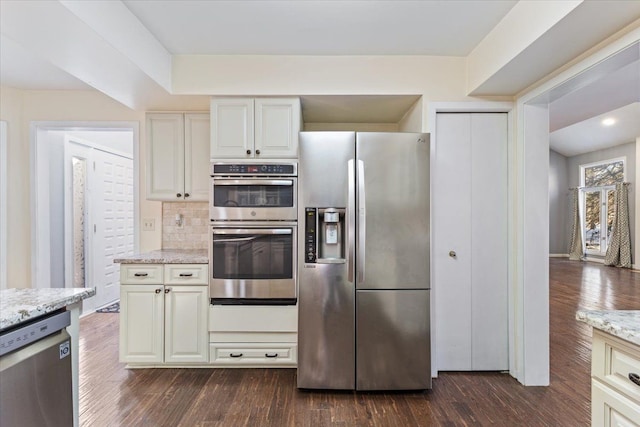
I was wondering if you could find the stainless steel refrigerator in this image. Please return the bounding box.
[297,131,431,391]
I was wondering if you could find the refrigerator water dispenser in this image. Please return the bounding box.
[304,207,345,262]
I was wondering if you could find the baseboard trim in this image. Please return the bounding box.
[549,254,569,258]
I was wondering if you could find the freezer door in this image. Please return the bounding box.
[356,132,430,290]
[297,132,356,389]
[356,289,431,390]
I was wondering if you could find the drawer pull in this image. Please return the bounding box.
[179,273,193,277]
[134,273,148,277]
[630,373,640,386]
[265,353,278,358]
[230,353,243,358]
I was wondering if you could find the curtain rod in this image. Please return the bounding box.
[569,182,631,190]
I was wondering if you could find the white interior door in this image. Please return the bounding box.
[433,113,473,370]
[434,113,508,372]
[64,138,134,312]
[92,149,134,306]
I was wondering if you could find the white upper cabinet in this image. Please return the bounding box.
[147,112,210,201]
[211,97,300,159]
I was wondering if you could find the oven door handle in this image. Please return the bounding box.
[213,179,293,186]
[212,229,293,235]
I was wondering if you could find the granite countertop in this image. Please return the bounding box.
[576,310,640,346]
[0,287,96,330]
[113,249,208,264]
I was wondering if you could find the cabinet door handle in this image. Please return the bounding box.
[134,272,148,277]
[176,193,182,198]
[630,373,640,386]
[255,149,261,155]
[164,288,171,294]
[155,288,162,294]
[246,149,251,155]
[184,193,190,198]
[230,353,243,358]
[265,353,278,358]
[179,273,193,277]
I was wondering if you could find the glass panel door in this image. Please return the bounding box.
[584,191,601,253]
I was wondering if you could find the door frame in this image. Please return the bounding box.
[30,121,140,290]
[427,102,514,380]
[516,30,640,386]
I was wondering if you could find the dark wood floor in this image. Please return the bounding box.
[78,259,640,426]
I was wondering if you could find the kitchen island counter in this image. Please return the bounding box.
[576,309,640,425]
[576,309,640,346]
[0,287,95,330]
[114,249,208,264]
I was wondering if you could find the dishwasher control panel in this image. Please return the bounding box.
[0,310,71,356]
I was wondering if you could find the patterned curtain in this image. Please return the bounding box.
[568,188,584,261]
[604,183,632,268]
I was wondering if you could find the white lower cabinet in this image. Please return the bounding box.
[208,305,298,367]
[119,264,209,365]
[591,330,640,427]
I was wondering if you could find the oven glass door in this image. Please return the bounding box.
[210,226,296,302]
[211,178,296,220]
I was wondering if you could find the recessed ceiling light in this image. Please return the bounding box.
[602,118,616,126]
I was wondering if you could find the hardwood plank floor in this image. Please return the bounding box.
[78,259,640,426]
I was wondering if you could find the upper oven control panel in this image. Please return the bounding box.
[211,163,297,176]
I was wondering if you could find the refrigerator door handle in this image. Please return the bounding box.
[347,159,355,283]
[357,159,366,284]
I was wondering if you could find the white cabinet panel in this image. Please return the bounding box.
[184,113,211,201]
[119,284,164,363]
[147,112,209,201]
[147,113,184,200]
[164,285,209,363]
[255,98,300,158]
[210,98,254,158]
[434,112,508,372]
[211,97,299,159]
[119,263,209,365]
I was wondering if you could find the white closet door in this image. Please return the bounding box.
[434,112,508,372]
[92,149,134,308]
[434,113,473,370]
[470,114,509,370]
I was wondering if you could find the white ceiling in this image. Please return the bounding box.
[122,0,517,56]
[1,1,639,155]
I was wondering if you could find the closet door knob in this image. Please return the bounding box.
[256,149,261,155]
[246,149,251,155]
[176,193,182,198]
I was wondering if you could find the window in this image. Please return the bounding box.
[579,158,625,255]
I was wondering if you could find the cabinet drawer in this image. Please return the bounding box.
[164,264,208,285]
[592,379,640,427]
[593,330,640,404]
[209,343,297,366]
[120,265,163,284]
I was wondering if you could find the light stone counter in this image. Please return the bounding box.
[114,249,208,264]
[0,287,95,330]
[576,310,640,346]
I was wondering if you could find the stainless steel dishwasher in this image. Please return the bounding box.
[0,310,73,427]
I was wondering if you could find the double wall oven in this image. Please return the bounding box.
[209,162,297,305]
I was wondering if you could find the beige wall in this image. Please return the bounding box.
[0,87,163,287]
[0,56,505,288]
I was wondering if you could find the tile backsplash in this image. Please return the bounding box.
[162,202,209,250]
